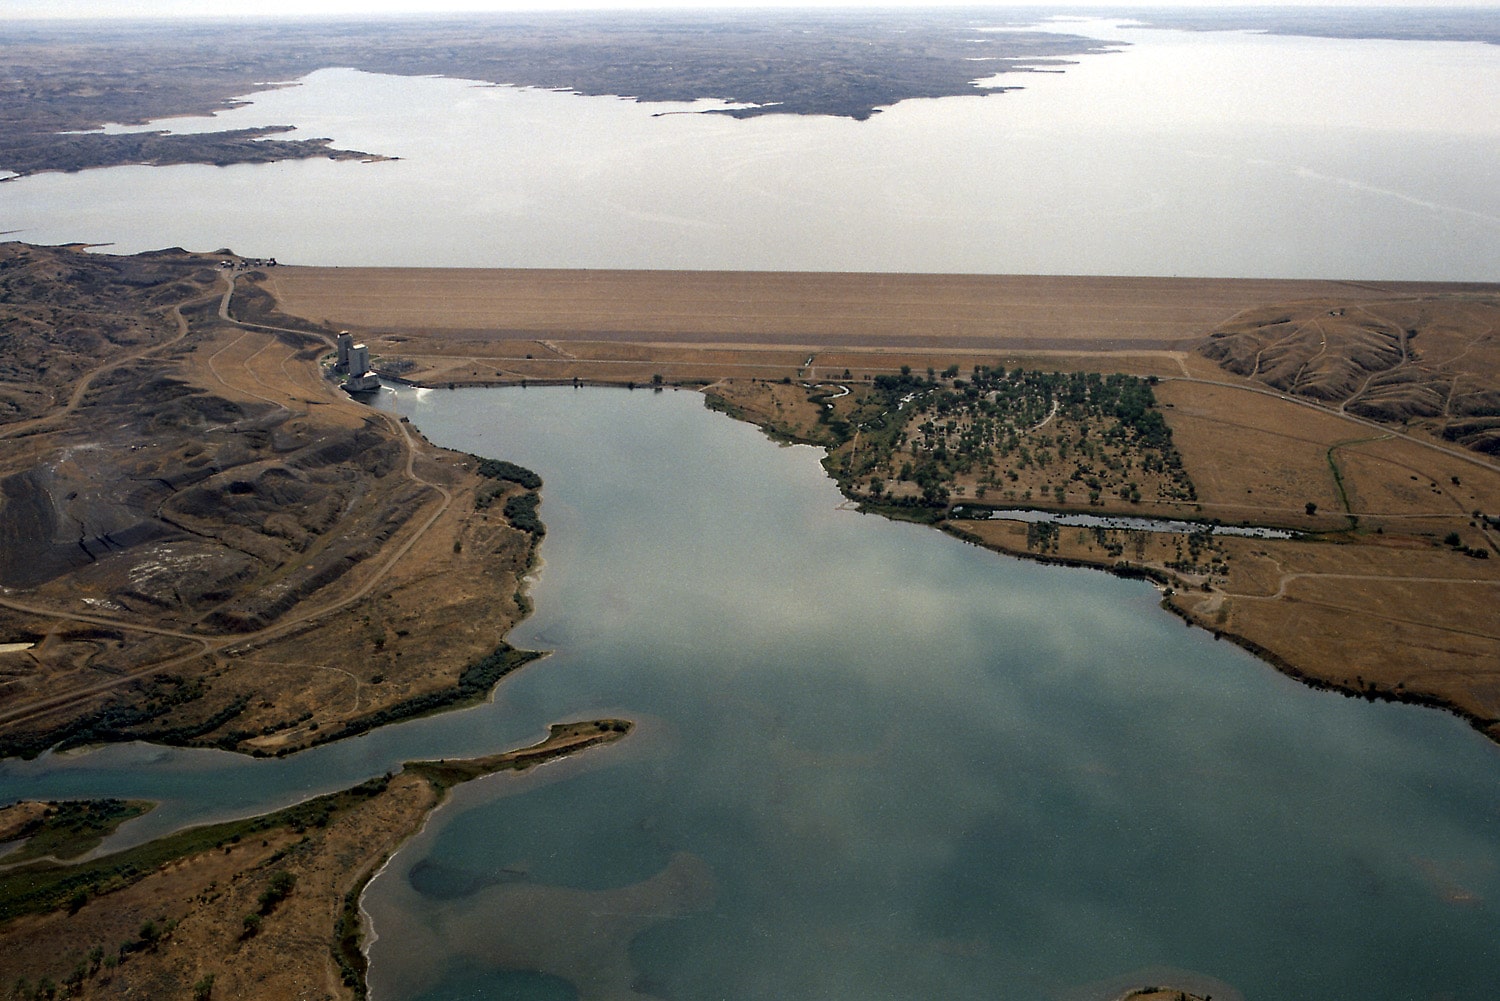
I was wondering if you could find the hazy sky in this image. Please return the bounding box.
[9,0,1494,20]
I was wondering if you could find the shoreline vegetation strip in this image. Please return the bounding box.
[0,720,632,996]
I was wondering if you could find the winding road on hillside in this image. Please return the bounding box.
[0,270,456,730]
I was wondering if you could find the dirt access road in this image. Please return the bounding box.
[0,244,540,758]
[0,271,455,733]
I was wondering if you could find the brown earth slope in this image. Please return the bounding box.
[0,243,542,758]
[1200,294,1500,453]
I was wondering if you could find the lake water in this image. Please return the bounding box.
[351,385,1500,1001]
[0,384,1496,998]
[2,19,1498,279]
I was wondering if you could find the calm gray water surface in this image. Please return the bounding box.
[2,20,1498,279]
[0,386,1495,996]
[351,385,1500,1001]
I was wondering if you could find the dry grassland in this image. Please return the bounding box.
[1157,384,1355,523]
[1151,380,1498,529]
[260,266,1500,744]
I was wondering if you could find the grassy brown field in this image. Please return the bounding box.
[259,265,1500,744]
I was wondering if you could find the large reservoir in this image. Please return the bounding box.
[2,19,1498,280]
[356,385,1500,1001]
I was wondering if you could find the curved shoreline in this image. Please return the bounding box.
[939,518,1500,748]
[0,719,632,997]
[680,358,1498,754]
[348,719,635,998]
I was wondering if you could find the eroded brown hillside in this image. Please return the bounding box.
[1199,293,1500,453]
[0,243,539,757]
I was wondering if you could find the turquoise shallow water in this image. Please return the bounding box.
[357,385,1500,1001]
